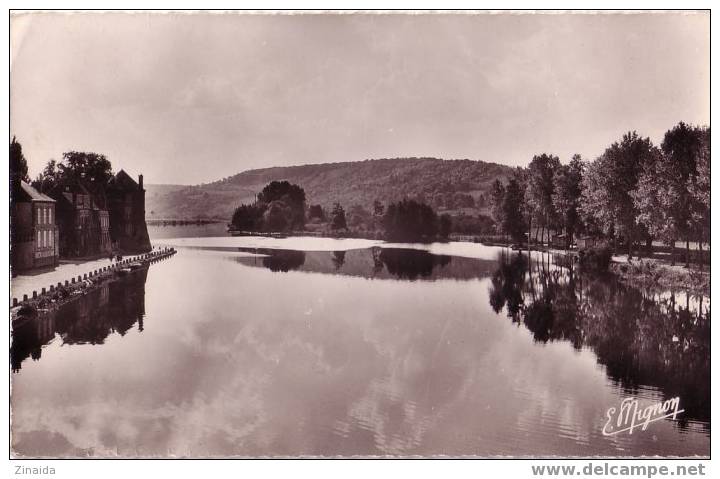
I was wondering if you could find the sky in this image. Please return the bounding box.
[10,11,710,185]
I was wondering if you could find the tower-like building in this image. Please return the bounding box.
[106,170,151,253]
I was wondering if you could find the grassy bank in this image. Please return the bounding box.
[611,258,709,297]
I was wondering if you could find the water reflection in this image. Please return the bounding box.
[332,251,346,270]
[11,268,148,372]
[488,251,710,427]
[378,248,452,280]
[261,249,306,272]
[234,246,493,281]
[10,243,710,457]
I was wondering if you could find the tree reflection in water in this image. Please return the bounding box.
[11,268,148,372]
[235,246,465,281]
[332,250,346,270]
[488,250,710,427]
[379,248,452,281]
[260,249,307,272]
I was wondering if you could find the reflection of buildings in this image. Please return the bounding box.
[11,268,148,371]
[10,181,59,273]
[57,267,148,344]
[10,314,56,372]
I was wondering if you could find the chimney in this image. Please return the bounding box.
[139,174,144,189]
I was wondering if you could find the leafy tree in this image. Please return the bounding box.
[452,214,496,235]
[263,200,293,232]
[32,159,61,193]
[330,203,347,230]
[257,180,306,229]
[632,123,709,265]
[231,203,265,231]
[525,153,561,244]
[308,204,326,221]
[688,127,710,252]
[439,214,452,239]
[61,151,113,185]
[580,131,658,258]
[502,178,527,243]
[10,136,29,187]
[490,179,506,235]
[382,199,438,241]
[32,151,113,193]
[552,154,584,248]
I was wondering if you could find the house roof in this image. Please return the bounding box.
[19,181,55,203]
[108,169,140,190]
[49,179,106,210]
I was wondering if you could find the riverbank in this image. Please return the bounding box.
[174,224,712,297]
[10,248,177,321]
[611,258,710,297]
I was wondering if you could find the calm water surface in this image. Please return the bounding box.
[11,233,710,457]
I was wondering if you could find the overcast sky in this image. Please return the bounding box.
[10,11,709,185]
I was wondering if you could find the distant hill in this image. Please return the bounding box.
[145,157,515,220]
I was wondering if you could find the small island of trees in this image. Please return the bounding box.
[230,182,452,242]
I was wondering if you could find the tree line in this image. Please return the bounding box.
[11,137,115,197]
[489,122,710,266]
[231,181,452,242]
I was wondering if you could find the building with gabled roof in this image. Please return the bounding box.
[10,181,59,273]
[49,177,112,258]
[107,170,151,253]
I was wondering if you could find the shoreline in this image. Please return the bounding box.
[190,227,713,297]
[10,248,177,319]
[610,259,710,298]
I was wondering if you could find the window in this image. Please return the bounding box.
[37,230,41,246]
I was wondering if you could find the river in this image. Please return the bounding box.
[10,226,710,457]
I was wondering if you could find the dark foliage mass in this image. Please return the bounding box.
[261,249,307,272]
[10,136,29,186]
[31,151,113,193]
[382,199,438,242]
[308,204,326,221]
[379,248,451,280]
[230,204,265,231]
[438,214,452,239]
[230,180,307,233]
[330,203,347,230]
